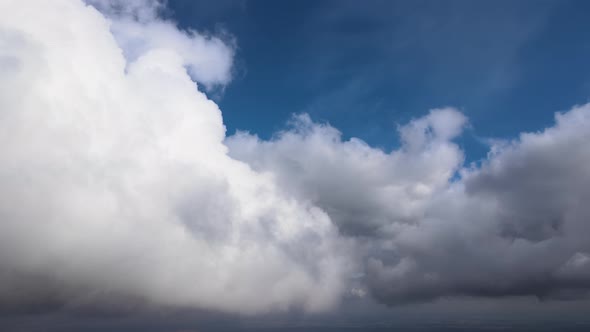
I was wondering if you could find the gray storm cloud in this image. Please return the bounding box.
[1,0,590,316]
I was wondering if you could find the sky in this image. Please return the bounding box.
[167,0,590,158]
[1,0,590,331]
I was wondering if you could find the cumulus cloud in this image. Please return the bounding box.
[228,105,590,305]
[1,0,590,318]
[369,105,590,304]
[0,0,349,314]
[227,109,467,236]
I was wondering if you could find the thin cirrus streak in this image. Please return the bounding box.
[0,0,589,316]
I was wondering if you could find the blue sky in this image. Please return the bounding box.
[170,0,590,160]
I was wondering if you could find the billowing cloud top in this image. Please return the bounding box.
[1,0,590,317]
[0,0,346,314]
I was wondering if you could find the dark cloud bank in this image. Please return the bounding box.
[1,0,590,322]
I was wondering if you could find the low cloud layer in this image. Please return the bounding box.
[1,0,590,317]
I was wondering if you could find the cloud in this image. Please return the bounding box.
[227,109,467,236]
[88,0,235,88]
[373,105,590,303]
[1,0,590,318]
[0,0,349,315]
[228,104,590,305]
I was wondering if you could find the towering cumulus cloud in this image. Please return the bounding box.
[1,0,590,317]
[0,0,348,314]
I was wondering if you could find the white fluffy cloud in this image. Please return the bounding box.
[0,0,349,314]
[88,0,234,87]
[1,0,590,317]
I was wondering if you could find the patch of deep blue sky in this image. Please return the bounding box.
[167,0,590,162]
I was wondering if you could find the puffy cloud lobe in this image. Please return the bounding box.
[88,0,235,88]
[465,106,590,243]
[0,0,349,314]
[227,109,467,236]
[378,106,590,303]
[366,103,590,303]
